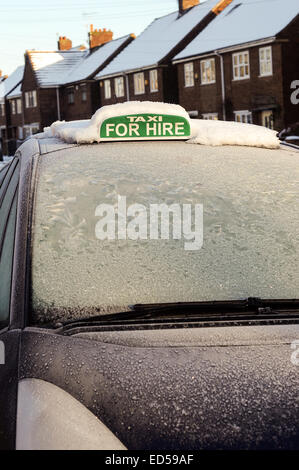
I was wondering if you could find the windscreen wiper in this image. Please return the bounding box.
[58,297,299,329]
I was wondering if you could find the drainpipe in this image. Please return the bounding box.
[56,87,61,120]
[214,51,226,121]
[123,73,130,102]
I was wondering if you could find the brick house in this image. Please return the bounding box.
[173,0,299,130]
[21,31,134,139]
[0,66,24,156]
[96,0,229,106]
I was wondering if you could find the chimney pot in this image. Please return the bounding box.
[58,35,72,50]
[178,0,199,14]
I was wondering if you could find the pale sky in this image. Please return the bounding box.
[0,0,208,76]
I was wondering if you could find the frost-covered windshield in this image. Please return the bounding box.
[31,142,299,324]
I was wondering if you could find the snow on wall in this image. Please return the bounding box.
[174,0,299,60]
[33,101,279,149]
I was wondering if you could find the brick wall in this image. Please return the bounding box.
[177,42,287,129]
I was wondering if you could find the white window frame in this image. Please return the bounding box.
[234,110,252,124]
[184,62,194,87]
[25,90,37,108]
[134,72,145,95]
[10,100,16,115]
[23,123,39,137]
[261,110,274,129]
[80,84,87,102]
[104,80,111,99]
[67,87,74,105]
[150,69,158,93]
[259,46,273,77]
[200,59,216,85]
[18,126,23,140]
[232,51,250,80]
[16,98,22,114]
[202,113,218,120]
[114,77,124,98]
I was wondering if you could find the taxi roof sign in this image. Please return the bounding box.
[100,113,191,141]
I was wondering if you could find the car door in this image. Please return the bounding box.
[0,158,21,449]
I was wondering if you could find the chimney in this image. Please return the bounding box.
[58,36,72,51]
[212,0,233,15]
[0,70,2,77]
[178,0,199,14]
[88,25,113,49]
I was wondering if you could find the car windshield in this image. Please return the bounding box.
[31,142,299,324]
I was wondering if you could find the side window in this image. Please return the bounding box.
[0,158,19,328]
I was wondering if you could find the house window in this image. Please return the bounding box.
[114,77,124,97]
[261,110,274,129]
[104,80,111,99]
[200,59,216,84]
[80,84,87,102]
[67,87,74,104]
[150,69,158,92]
[10,100,16,115]
[17,99,22,114]
[25,90,37,108]
[0,103,5,117]
[259,46,273,77]
[18,127,23,140]
[233,51,250,80]
[23,123,39,138]
[134,73,145,95]
[202,113,218,120]
[234,110,252,124]
[184,62,194,87]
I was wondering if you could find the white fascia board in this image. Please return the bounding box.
[96,64,160,81]
[173,37,277,64]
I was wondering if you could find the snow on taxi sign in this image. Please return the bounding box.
[98,102,191,141]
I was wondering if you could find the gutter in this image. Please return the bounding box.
[173,37,277,64]
[214,51,226,121]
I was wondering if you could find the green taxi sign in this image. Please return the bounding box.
[100,113,191,141]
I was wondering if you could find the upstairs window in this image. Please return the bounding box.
[134,73,145,95]
[10,100,16,115]
[259,46,273,77]
[200,59,216,84]
[184,62,194,87]
[233,51,250,80]
[17,98,22,114]
[104,80,111,99]
[150,69,158,93]
[80,84,87,102]
[25,90,37,108]
[67,87,74,105]
[0,103,5,117]
[114,77,124,97]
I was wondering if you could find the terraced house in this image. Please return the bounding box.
[21,30,134,139]
[96,0,232,106]
[173,0,299,129]
[0,66,24,156]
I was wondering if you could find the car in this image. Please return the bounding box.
[0,102,299,450]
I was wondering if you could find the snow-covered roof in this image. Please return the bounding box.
[28,35,133,87]
[0,65,24,101]
[33,101,279,149]
[7,83,22,99]
[96,0,216,78]
[63,35,133,84]
[174,0,299,60]
[28,50,85,87]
